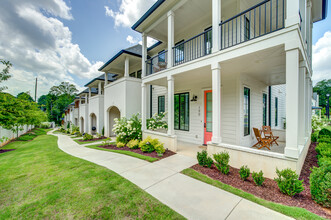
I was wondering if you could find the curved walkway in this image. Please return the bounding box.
[51,131,292,220]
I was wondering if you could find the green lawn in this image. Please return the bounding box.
[86,144,159,162]
[15,128,51,141]
[0,132,183,219]
[182,169,323,220]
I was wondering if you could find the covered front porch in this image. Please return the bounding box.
[141,44,312,178]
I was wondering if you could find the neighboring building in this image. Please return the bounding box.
[131,0,326,178]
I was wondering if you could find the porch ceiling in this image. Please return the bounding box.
[220,45,286,85]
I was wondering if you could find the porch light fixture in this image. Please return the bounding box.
[191,95,198,102]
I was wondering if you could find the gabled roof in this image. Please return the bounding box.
[98,42,162,72]
[131,0,165,30]
[84,73,118,87]
[98,45,143,71]
[78,87,98,96]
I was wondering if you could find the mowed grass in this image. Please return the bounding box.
[182,168,323,220]
[15,128,51,141]
[86,144,159,163]
[0,133,183,219]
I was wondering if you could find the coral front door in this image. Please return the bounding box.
[204,90,212,145]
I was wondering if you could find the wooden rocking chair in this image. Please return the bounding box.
[262,126,279,146]
[252,128,272,150]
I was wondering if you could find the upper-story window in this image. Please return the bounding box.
[158,50,166,63]
[137,70,142,79]
[174,40,185,64]
[244,17,250,41]
[204,27,212,55]
[129,72,136,78]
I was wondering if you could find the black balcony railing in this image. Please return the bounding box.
[220,0,285,50]
[172,28,212,66]
[146,50,168,76]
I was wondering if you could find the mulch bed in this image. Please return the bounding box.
[78,137,107,142]
[0,149,15,154]
[191,142,331,219]
[96,144,176,160]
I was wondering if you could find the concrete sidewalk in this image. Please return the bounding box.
[52,131,292,220]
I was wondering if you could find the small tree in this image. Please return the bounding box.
[0,59,12,92]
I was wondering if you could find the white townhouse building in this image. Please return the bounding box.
[132,0,327,178]
[77,87,97,134]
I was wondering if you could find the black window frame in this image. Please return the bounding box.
[244,16,250,41]
[158,96,165,114]
[263,93,267,126]
[174,92,189,131]
[275,97,278,126]
[129,72,136,78]
[158,50,166,63]
[137,70,142,79]
[244,87,250,136]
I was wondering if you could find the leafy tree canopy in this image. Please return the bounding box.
[17,92,34,102]
[313,79,331,108]
[50,82,78,96]
[0,59,12,92]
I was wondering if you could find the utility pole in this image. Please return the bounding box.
[35,77,37,102]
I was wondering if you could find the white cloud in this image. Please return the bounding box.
[0,0,104,98]
[312,31,331,84]
[105,0,157,27]
[126,35,138,44]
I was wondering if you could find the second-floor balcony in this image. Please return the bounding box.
[145,0,286,76]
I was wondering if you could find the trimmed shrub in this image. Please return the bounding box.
[96,133,102,139]
[102,138,112,146]
[274,168,304,196]
[83,133,93,141]
[213,151,230,174]
[318,157,331,167]
[239,165,250,181]
[139,136,162,153]
[197,150,213,168]
[310,164,331,207]
[116,142,125,148]
[311,132,318,142]
[315,142,331,159]
[127,139,140,149]
[155,143,165,155]
[319,128,331,138]
[317,135,331,144]
[102,127,105,136]
[252,171,265,186]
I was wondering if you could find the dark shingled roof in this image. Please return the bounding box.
[78,87,98,96]
[84,73,118,87]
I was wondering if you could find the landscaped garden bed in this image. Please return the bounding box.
[77,137,106,142]
[189,140,330,219]
[96,144,175,160]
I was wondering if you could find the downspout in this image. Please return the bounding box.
[268,86,271,126]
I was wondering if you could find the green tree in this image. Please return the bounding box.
[313,79,331,108]
[17,92,34,102]
[0,59,12,92]
[50,82,78,96]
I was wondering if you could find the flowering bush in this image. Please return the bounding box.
[112,114,142,144]
[139,136,162,153]
[312,115,326,132]
[127,139,140,149]
[147,112,168,131]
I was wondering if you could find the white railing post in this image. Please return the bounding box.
[142,33,147,77]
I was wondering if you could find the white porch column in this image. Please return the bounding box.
[212,0,221,52]
[141,33,147,77]
[124,56,130,78]
[98,81,102,95]
[167,75,175,135]
[167,11,174,68]
[298,62,306,145]
[105,73,108,86]
[309,79,313,133]
[141,83,147,131]
[286,0,300,28]
[211,63,221,143]
[285,49,300,159]
[305,71,310,137]
[88,87,91,98]
[84,94,88,133]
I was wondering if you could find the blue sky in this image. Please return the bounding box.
[0,0,330,98]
